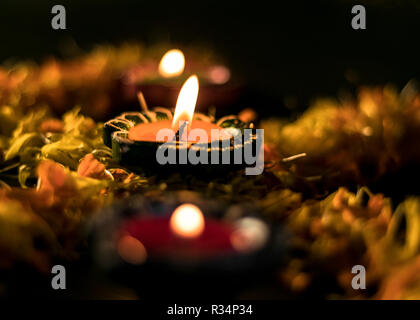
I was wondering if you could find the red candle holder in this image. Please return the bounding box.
[89,192,290,298]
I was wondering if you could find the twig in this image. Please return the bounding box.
[137,91,149,112]
[282,153,307,163]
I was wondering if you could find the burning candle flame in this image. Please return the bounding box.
[159,49,185,78]
[172,75,199,130]
[170,203,205,239]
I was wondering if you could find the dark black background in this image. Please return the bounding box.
[0,0,419,116]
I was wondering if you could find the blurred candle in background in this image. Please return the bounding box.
[158,49,185,78]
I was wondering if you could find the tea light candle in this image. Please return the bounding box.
[90,194,288,298]
[104,73,255,176]
[118,203,236,261]
[121,48,243,114]
[127,75,227,143]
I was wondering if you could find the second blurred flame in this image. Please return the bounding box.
[170,203,205,239]
[159,49,185,78]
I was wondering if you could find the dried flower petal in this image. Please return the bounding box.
[77,154,108,180]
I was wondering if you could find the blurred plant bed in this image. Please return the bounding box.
[262,81,420,200]
[1,81,420,299]
[0,43,235,121]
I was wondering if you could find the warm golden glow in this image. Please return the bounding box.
[230,217,269,252]
[170,203,205,239]
[158,49,185,78]
[172,75,199,130]
[117,234,147,265]
[208,65,230,84]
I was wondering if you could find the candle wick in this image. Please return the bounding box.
[137,91,149,112]
[173,121,189,141]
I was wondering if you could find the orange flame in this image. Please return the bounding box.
[170,203,205,239]
[172,75,199,130]
[158,49,185,78]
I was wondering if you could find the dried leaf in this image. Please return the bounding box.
[40,118,64,133]
[77,153,108,179]
[37,160,77,205]
[4,132,44,161]
[41,136,93,169]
